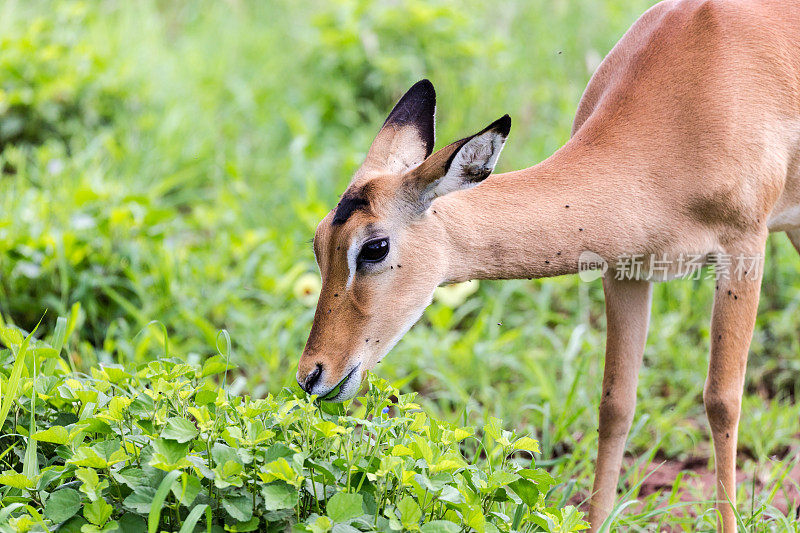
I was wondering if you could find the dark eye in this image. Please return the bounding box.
[358,238,389,264]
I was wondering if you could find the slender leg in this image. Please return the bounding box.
[588,277,652,531]
[705,243,765,532]
[787,229,800,255]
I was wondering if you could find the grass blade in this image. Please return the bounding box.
[24,504,51,533]
[178,503,209,533]
[22,347,38,481]
[0,322,40,431]
[43,316,68,376]
[215,329,232,392]
[0,503,25,522]
[148,470,181,533]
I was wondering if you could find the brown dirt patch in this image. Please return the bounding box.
[571,452,800,527]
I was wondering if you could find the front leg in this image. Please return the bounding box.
[589,277,652,530]
[704,245,764,532]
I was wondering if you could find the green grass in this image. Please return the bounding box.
[1,0,799,530]
[1,331,587,531]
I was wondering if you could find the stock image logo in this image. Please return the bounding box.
[578,250,608,282]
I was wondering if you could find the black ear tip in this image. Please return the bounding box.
[494,114,511,136]
[409,79,436,99]
[383,79,437,133]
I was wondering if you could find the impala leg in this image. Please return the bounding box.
[705,251,764,532]
[787,229,800,255]
[588,278,652,531]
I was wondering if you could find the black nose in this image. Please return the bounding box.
[302,363,323,393]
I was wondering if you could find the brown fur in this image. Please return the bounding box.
[298,1,800,530]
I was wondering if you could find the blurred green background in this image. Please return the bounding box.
[2,0,799,525]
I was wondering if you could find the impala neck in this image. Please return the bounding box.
[433,141,655,283]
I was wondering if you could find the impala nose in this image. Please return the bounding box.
[299,363,323,393]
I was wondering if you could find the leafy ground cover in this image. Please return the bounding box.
[1,0,799,530]
[0,320,584,532]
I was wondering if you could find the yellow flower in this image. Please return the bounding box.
[293,273,321,307]
[433,280,479,307]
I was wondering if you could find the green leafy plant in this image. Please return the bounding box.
[0,321,586,532]
[0,3,127,150]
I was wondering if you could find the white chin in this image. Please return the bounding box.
[322,366,363,402]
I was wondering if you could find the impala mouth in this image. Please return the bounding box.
[320,363,361,402]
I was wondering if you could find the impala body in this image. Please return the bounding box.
[296,0,800,530]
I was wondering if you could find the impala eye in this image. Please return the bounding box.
[358,238,389,264]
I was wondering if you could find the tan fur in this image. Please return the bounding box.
[298,1,800,530]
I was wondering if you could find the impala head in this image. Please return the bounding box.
[296,80,510,401]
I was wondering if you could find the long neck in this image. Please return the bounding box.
[433,141,664,283]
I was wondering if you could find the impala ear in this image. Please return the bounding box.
[356,80,436,178]
[404,114,510,209]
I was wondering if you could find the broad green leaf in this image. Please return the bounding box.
[98,396,132,422]
[410,434,433,465]
[81,520,119,533]
[0,325,25,346]
[76,468,108,501]
[201,354,235,377]
[408,412,427,432]
[84,499,113,526]
[44,488,82,523]
[429,454,466,474]
[259,457,301,487]
[0,470,32,489]
[102,365,131,384]
[194,386,217,406]
[117,514,147,533]
[213,459,244,489]
[453,428,473,442]
[330,524,360,533]
[36,467,64,491]
[32,425,69,444]
[32,347,59,359]
[123,488,157,514]
[171,473,202,507]
[438,485,463,505]
[150,438,192,470]
[313,420,344,438]
[397,496,422,527]
[222,494,253,522]
[517,468,556,494]
[59,515,90,533]
[509,479,540,507]
[483,417,502,442]
[226,516,260,532]
[488,471,520,490]
[211,442,240,465]
[161,417,199,443]
[309,515,333,533]
[462,503,486,532]
[390,444,413,457]
[69,446,108,469]
[326,492,363,523]
[113,468,149,491]
[261,481,297,511]
[92,439,129,465]
[513,436,541,454]
[420,521,460,533]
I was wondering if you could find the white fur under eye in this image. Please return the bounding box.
[346,240,359,288]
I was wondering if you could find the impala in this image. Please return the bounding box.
[296,0,800,530]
